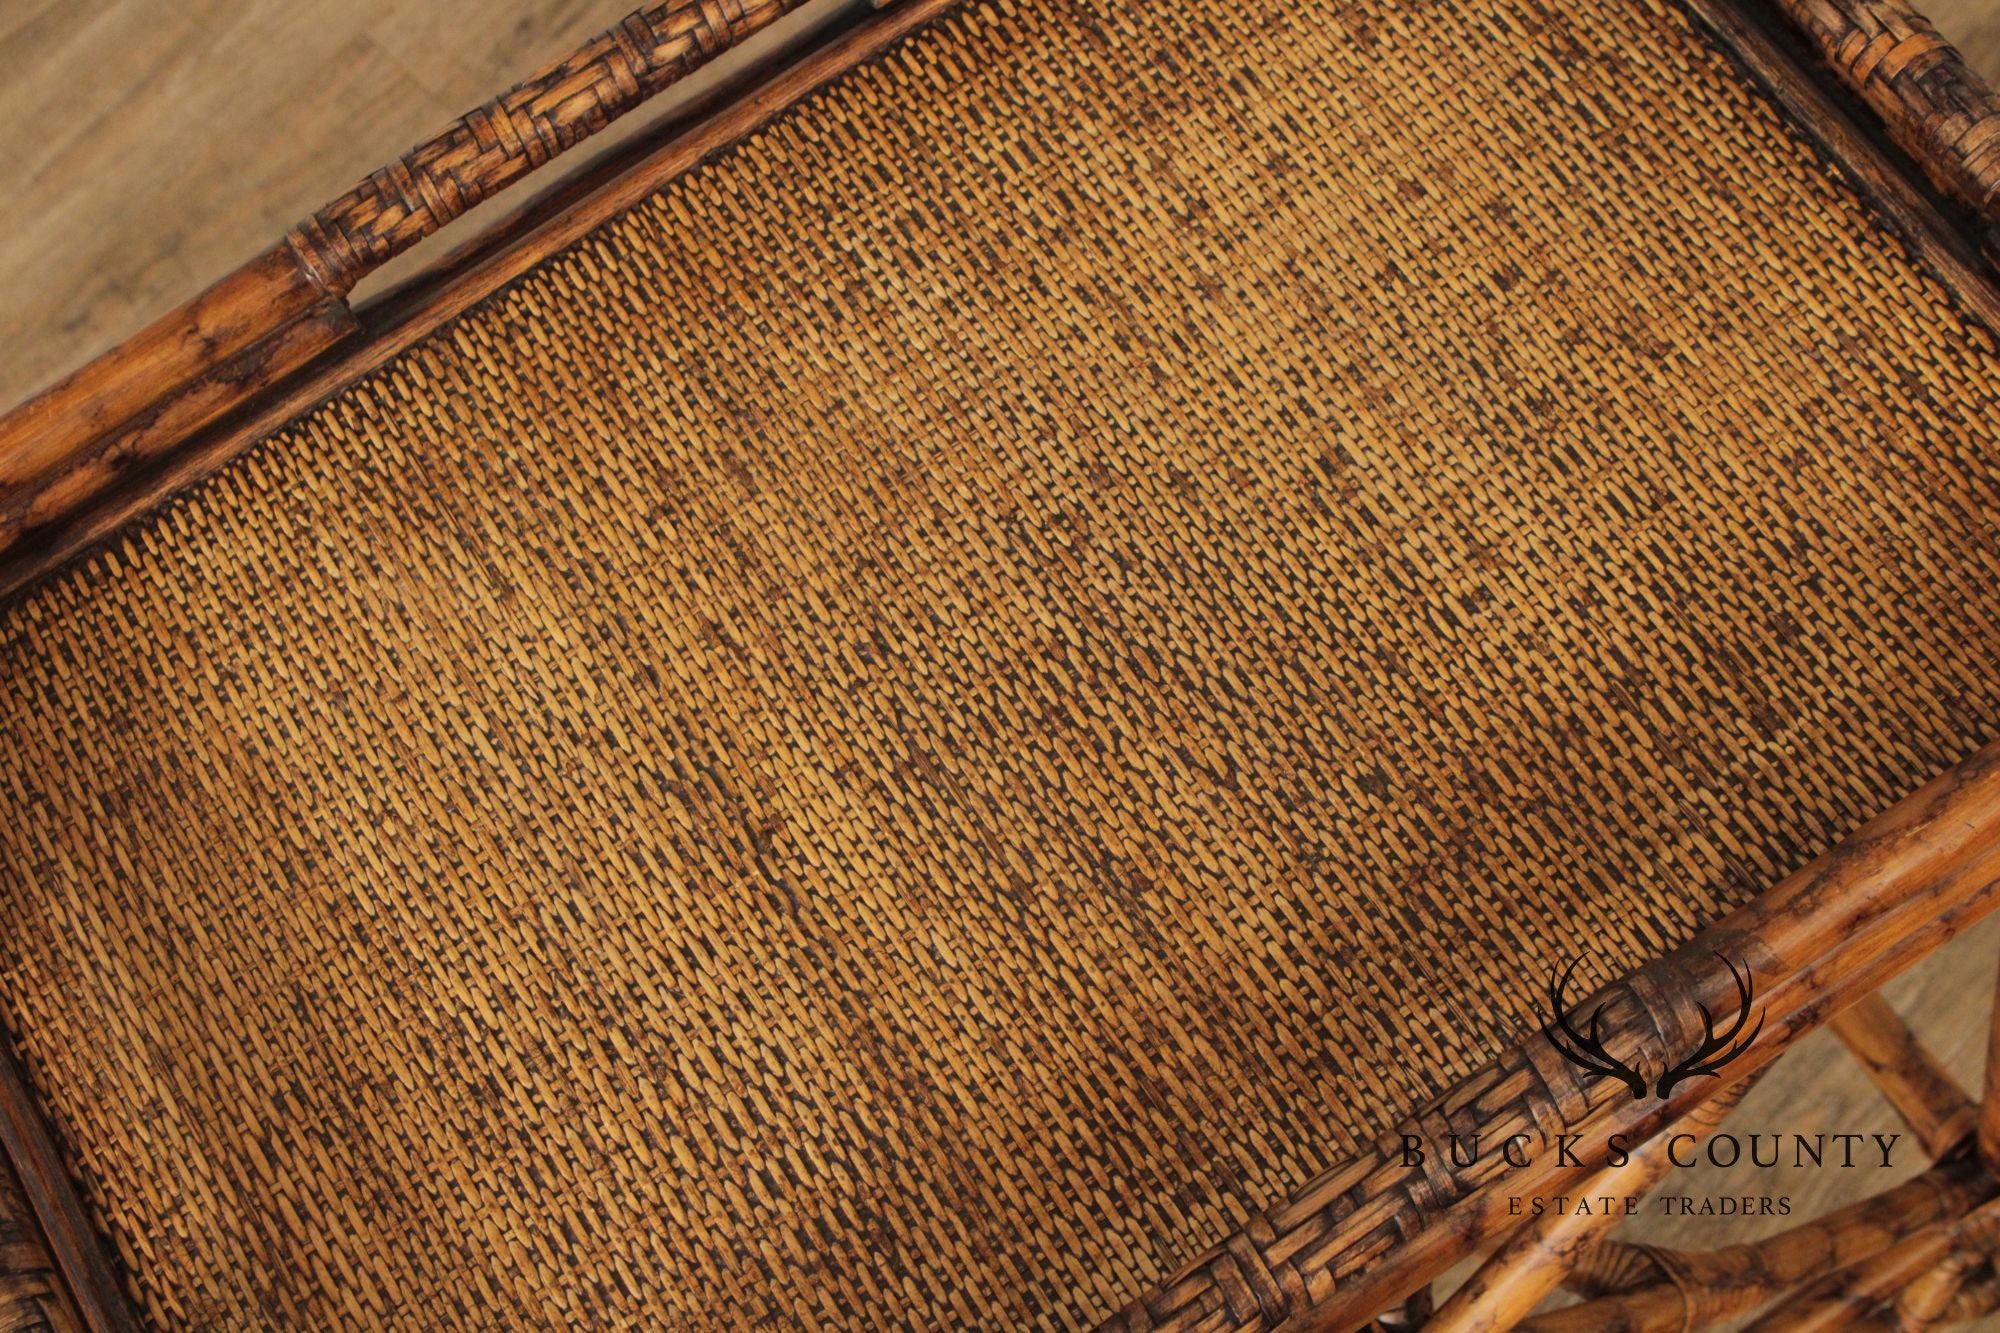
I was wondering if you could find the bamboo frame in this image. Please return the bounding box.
[1424,1079,1758,1332]
[1742,1198,2000,1331]
[1830,995,1978,1158]
[1109,744,2000,1331]
[1521,1163,1988,1330]
[3,0,2000,1329]
[1892,1213,2000,1329]
[1770,0,2000,224]
[0,0,835,602]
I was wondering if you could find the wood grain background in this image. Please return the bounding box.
[3,0,2000,1322]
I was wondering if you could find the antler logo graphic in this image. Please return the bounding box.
[1544,952,1764,1101]
[1656,953,1765,1098]
[1544,957,1647,1100]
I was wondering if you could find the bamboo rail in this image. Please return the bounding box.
[1830,995,1978,1159]
[1771,0,2000,226]
[1892,1244,2000,1328]
[0,0,816,586]
[1515,1161,1989,1331]
[1424,1081,1754,1332]
[1107,742,2000,1331]
[1742,1198,2000,1331]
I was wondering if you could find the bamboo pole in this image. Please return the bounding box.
[1518,1160,1987,1332]
[1745,1197,2000,1332]
[1891,1247,1983,1328]
[1426,1081,1752,1332]
[1887,1201,2000,1330]
[1829,994,1977,1159]
[1742,1225,1957,1332]
[1980,952,2000,1177]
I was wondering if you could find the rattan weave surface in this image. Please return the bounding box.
[4,0,2000,1326]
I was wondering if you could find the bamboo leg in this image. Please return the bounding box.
[1748,1196,2000,1332]
[1933,1273,2000,1323]
[1427,1082,1751,1332]
[1830,994,1977,1159]
[1888,1201,2000,1331]
[1726,1225,1944,1333]
[1891,1248,1980,1329]
[1519,1159,1986,1332]
[1981,951,2000,1176]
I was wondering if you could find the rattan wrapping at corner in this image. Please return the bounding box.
[1778,0,2000,223]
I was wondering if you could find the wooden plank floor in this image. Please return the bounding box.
[0,0,852,409]
[0,0,607,409]
[4,1,2000,1325]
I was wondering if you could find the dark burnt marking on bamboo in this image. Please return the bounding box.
[1103,745,2000,1331]
[1773,0,2000,225]
[0,0,821,592]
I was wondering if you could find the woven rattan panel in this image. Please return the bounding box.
[4,0,2000,1326]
